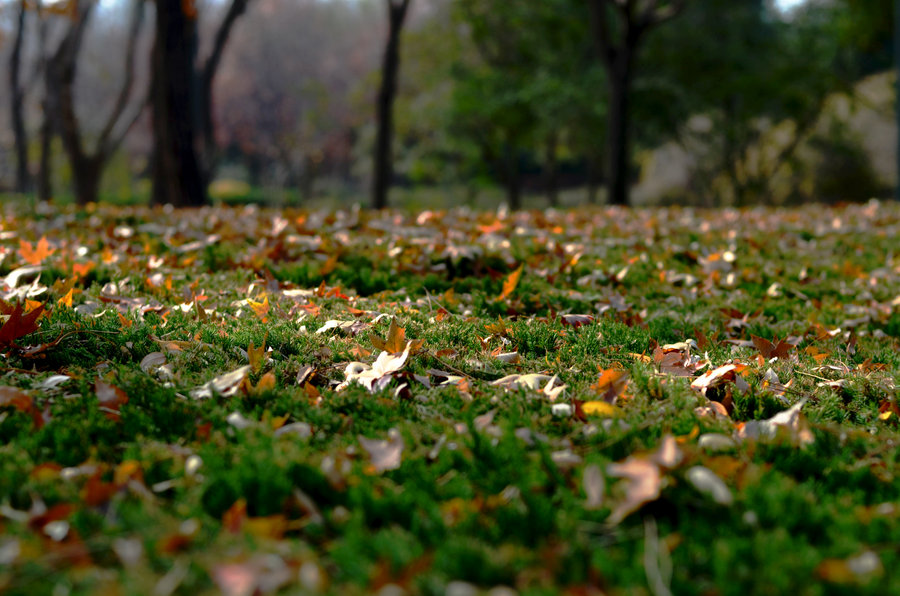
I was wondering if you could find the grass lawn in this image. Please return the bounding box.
[0,200,898,595]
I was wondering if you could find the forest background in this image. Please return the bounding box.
[0,0,896,211]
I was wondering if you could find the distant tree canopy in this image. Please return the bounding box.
[0,0,894,207]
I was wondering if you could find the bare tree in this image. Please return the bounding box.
[45,0,147,205]
[588,0,685,206]
[9,0,30,193]
[150,0,250,206]
[372,0,411,209]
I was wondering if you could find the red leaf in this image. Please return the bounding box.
[0,302,44,347]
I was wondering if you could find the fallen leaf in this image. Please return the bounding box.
[18,237,55,265]
[371,318,407,354]
[592,368,629,403]
[0,386,32,412]
[736,398,813,446]
[606,457,661,525]
[581,401,621,417]
[359,428,404,473]
[583,464,605,510]
[0,302,44,347]
[190,366,252,399]
[496,264,524,301]
[685,466,732,505]
[751,335,794,360]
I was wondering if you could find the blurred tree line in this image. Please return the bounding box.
[0,0,895,208]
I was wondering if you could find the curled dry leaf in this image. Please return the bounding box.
[140,352,167,374]
[583,464,605,510]
[190,366,252,399]
[358,428,404,473]
[341,343,411,392]
[491,373,553,392]
[736,399,814,446]
[560,314,594,328]
[606,458,662,525]
[685,466,733,505]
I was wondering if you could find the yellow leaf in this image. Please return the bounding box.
[581,401,621,417]
[58,288,74,308]
[247,295,269,321]
[244,514,287,540]
[496,264,524,301]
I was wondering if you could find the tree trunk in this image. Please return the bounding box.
[605,59,632,206]
[9,0,30,194]
[37,111,53,201]
[71,157,102,206]
[151,0,207,207]
[502,144,522,211]
[544,133,559,207]
[586,154,601,205]
[372,0,411,210]
[199,0,249,183]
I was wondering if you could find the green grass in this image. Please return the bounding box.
[0,200,899,595]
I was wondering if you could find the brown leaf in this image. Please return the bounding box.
[751,335,794,360]
[371,318,407,354]
[0,386,33,413]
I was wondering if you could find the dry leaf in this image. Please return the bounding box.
[592,368,629,403]
[190,366,252,399]
[606,457,661,525]
[496,264,524,301]
[18,237,55,266]
[583,464,605,510]
[359,428,404,473]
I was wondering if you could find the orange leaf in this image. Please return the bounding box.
[372,318,407,353]
[254,371,277,394]
[496,264,524,301]
[72,261,94,279]
[18,237,55,265]
[591,368,629,403]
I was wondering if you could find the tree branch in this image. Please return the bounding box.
[98,0,145,159]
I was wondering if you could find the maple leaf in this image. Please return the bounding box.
[247,295,270,321]
[751,335,795,360]
[247,337,267,372]
[0,302,44,348]
[18,237,55,265]
[371,318,406,353]
[496,264,524,301]
[591,368,629,403]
